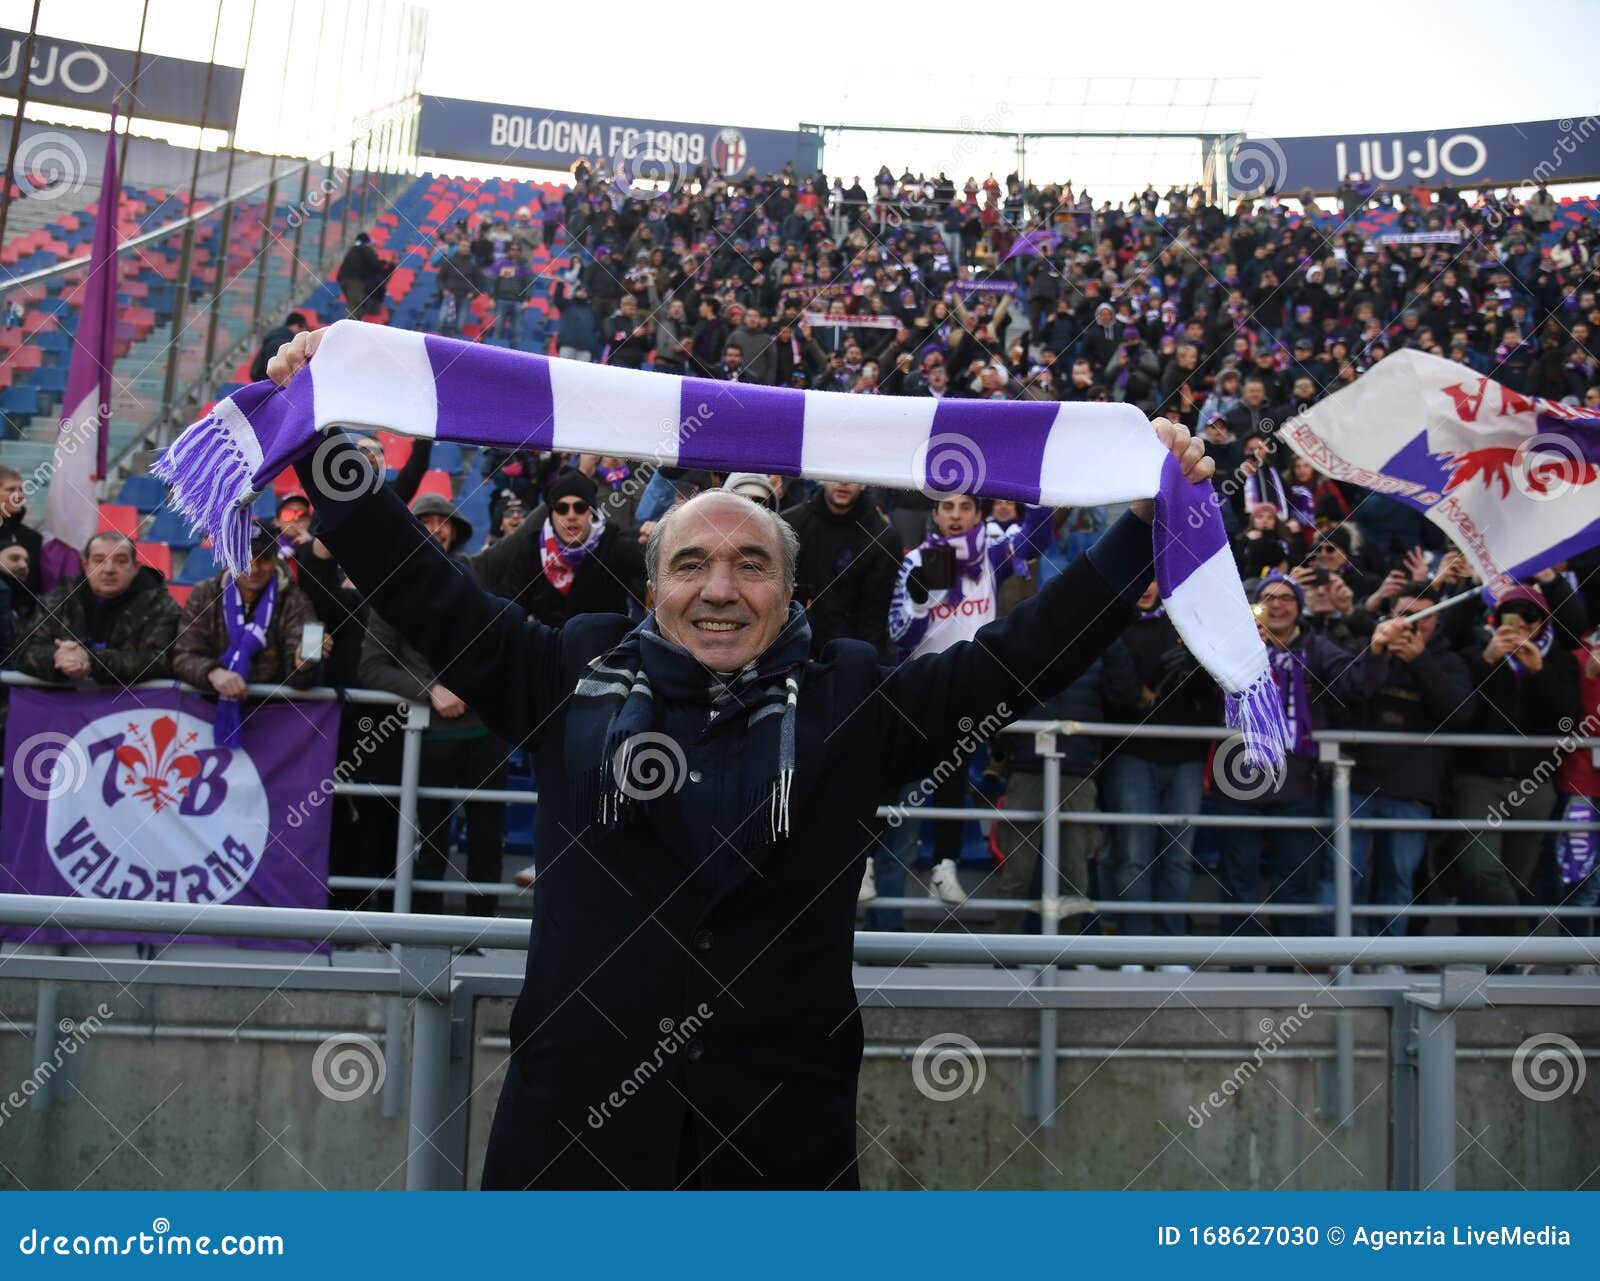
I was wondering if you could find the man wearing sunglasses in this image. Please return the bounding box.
[472,470,647,629]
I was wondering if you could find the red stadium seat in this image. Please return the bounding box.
[98,505,141,538]
[136,541,173,578]
[168,582,193,608]
[413,469,455,501]
[270,469,303,497]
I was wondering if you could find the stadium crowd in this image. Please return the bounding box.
[3,154,1599,960]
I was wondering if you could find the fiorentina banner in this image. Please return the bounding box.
[1282,348,1600,588]
[0,688,339,950]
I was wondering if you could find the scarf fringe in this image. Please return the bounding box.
[150,399,260,576]
[1225,666,1295,783]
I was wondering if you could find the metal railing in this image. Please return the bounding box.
[3,672,1599,1188]
[0,893,1595,1191]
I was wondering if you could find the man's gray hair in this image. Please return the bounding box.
[645,490,799,591]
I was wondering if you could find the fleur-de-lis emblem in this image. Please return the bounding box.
[114,715,201,811]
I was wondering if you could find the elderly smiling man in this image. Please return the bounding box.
[266,336,1213,1191]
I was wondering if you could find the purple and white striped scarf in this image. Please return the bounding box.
[214,573,277,749]
[154,320,1291,776]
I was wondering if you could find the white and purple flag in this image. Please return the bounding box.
[1282,348,1600,589]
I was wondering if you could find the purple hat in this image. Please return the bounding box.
[1251,569,1305,610]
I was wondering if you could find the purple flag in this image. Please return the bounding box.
[1002,228,1061,260]
[40,111,121,591]
[0,687,340,951]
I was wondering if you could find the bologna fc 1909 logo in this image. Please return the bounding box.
[44,709,268,904]
[711,128,747,175]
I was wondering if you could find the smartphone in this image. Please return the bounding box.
[919,545,957,592]
[1313,568,1330,586]
[299,621,325,664]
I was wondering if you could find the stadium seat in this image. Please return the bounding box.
[175,544,218,584]
[168,582,194,608]
[145,506,201,551]
[413,469,455,501]
[97,504,141,538]
[136,541,173,578]
[117,475,169,514]
[252,491,280,519]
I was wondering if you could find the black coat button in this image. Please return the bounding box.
[686,1040,704,1062]
[692,929,713,952]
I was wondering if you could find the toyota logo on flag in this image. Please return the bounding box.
[711,128,747,175]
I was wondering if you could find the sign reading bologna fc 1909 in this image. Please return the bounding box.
[0,688,339,949]
[418,96,807,178]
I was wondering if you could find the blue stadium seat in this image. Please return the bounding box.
[175,544,218,584]
[146,506,201,551]
[429,440,463,475]
[251,490,279,519]
[117,474,169,513]
[0,386,41,427]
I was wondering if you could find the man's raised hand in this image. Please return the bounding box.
[1132,417,1212,524]
[266,327,326,387]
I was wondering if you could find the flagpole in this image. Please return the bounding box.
[0,0,44,252]
[1393,586,1480,626]
[118,0,152,179]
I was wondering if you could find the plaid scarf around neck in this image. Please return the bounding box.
[153,320,1290,779]
[568,603,812,853]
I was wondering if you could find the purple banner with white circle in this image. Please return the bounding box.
[0,688,339,951]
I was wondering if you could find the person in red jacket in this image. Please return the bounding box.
[1553,627,1600,968]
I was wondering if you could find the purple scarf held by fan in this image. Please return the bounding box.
[152,320,1292,779]
[214,573,277,749]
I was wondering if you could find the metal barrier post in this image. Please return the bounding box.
[1035,737,1062,1127]
[384,698,429,1121]
[1327,743,1356,1127]
[30,981,59,1110]
[399,945,456,1191]
[1390,999,1418,1189]
[251,178,279,332]
[1413,1001,1457,1189]
[289,163,311,301]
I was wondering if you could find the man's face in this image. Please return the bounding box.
[1393,595,1438,645]
[927,365,948,392]
[551,493,593,546]
[418,513,456,551]
[1293,376,1315,402]
[653,493,790,672]
[723,346,742,370]
[1071,360,1091,387]
[933,495,978,537]
[239,553,276,595]
[824,481,864,513]
[0,544,29,579]
[619,296,636,315]
[0,475,22,518]
[1256,582,1300,641]
[1243,382,1266,407]
[84,537,137,600]
[277,503,310,538]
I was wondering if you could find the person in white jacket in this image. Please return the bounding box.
[869,494,1054,907]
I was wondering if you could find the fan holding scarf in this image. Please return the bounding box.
[146,322,1285,1190]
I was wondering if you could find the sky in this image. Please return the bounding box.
[4,0,1598,195]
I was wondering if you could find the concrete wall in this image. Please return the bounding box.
[1,979,1595,1190]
